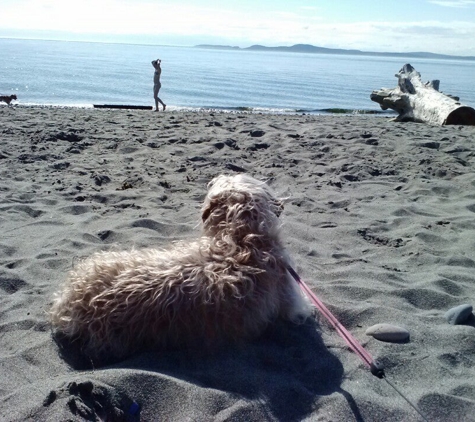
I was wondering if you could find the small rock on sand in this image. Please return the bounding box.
[365,323,410,343]
[445,304,473,325]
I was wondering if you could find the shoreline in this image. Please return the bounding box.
[1,107,474,421]
[2,103,396,116]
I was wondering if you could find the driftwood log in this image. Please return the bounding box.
[371,64,475,125]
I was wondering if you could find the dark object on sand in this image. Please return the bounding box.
[445,304,473,325]
[0,94,17,105]
[93,104,153,110]
[370,64,475,125]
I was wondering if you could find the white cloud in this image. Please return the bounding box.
[0,1,324,40]
[428,0,475,7]
[1,0,474,55]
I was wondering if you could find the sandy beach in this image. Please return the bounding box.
[1,106,474,421]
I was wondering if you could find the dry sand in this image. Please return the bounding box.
[1,106,474,421]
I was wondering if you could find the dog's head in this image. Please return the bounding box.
[202,174,284,240]
[11,95,17,100]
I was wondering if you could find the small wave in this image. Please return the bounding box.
[168,105,290,114]
[14,102,94,109]
[318,108,396,115]
[8,102,396,117]
[170,105,320,115]
[182,105,395,115]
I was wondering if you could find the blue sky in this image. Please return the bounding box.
[1,0,475,55]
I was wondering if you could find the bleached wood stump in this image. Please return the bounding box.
[370,64,475,125]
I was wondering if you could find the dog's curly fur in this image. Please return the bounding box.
[50,174,311,359]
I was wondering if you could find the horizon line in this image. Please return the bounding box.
[2,36,475,59]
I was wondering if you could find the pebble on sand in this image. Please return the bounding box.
[365,323,410,343]
[445,304,473,325]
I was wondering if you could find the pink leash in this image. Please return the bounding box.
[287,266,430,421]
[287,266,384,378]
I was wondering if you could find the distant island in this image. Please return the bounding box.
[195,43,475,61]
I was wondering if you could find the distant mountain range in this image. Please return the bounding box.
[195,43,475,61]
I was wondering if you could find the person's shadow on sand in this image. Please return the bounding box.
[55,318,363,421]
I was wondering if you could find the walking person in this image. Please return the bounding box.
[152,59,166,112]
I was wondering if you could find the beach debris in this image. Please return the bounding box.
[248,142,270,151]
[224,138,239,149]
[250,129,265,137]
[92,174,111,186]
[206,120,222,127]
[93,104,152,110]
[51,161,71,170]
[118,181,134,190]
[188,155,208,162]
[365,323,410,343]
[445,304,473,325]
[364,138,379,145]
[419,141,440,149]
[43,390,57,406]
[225,162,246,173]
[55,131,83,142]
[370,63,475,125]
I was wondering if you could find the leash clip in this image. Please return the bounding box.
[370,360,385,379]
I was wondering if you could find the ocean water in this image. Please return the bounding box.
[1,38,474,113]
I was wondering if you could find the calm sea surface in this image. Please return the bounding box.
[1,38,474,113]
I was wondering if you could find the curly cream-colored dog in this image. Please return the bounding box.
[50,174,311,359]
